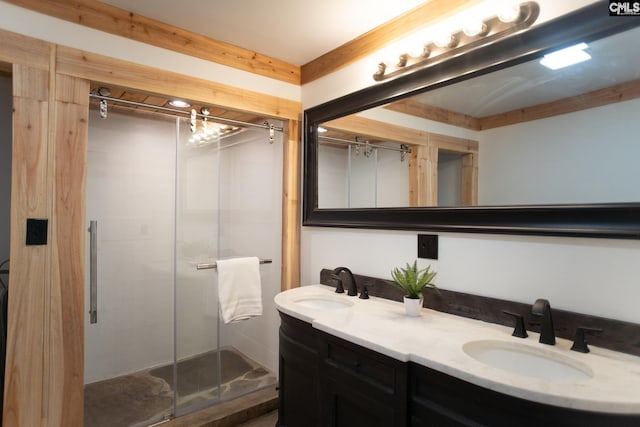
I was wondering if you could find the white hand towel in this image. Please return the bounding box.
[217,257,263,324]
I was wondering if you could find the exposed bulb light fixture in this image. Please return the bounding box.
[539,42,591,70]
[373,1,539,81]
[169,99,191,108]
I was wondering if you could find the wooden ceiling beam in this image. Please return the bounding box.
[5,0,301,85]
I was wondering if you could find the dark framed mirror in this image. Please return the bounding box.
[303,2,640,239]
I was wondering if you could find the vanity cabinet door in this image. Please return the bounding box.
[278,313,322,427]
[319,332,407,427]
[322,376,398,427]
[409,363,640,427]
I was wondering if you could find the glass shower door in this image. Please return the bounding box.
[173,120,282,416]
[173,117,223,415]
[84,109,177,427]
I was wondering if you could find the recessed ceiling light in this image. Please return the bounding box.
[317,126,328,133]
[540,43,591,70]
[169,99,191,108]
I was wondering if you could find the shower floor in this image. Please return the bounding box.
[83,347,276,427]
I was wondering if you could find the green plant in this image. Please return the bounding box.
[388,260,437,299]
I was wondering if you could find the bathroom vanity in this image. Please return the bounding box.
[275,285,640,427]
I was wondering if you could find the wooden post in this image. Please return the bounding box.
[281,119,300,291]
[5,63,50,427]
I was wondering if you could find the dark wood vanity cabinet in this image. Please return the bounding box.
[279,312,640,427]
[278,312,406,427]
[278,313,323,427]
[319,332,407,427]
[409,363,640,427]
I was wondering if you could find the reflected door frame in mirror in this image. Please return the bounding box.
[303,2,640,239]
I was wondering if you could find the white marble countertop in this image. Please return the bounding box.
[274,284,640,414]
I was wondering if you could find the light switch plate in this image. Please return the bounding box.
[26,218,48,245]
[417,234,438,259]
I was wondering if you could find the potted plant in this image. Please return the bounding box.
[388,261,437,316]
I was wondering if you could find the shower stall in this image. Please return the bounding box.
[83,103,282,426]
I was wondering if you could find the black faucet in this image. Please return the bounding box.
[532,298,555,345]
[331,267,358,296]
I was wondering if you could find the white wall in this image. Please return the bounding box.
[438,152,462,206]
[479,98,640,205]
[301,229,640,323]
[350,150,378,207]
[377,146,409,207]
[318,145,348,208]
[0,74,10,264]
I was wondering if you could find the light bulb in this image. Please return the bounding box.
[462,20,488,37]
[169,99,191,108]
[498,3,521,23]
[434,32,457,48]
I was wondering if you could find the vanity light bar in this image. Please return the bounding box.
[373,1,540,81]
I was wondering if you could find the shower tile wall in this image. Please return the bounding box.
[217,127,283,374]
[86,109,178,383]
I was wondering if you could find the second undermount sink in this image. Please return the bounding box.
[463,340,593,382]
[292,294,354,310]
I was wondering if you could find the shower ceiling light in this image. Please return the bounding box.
[169,99,191,108]
[372,1,540,81]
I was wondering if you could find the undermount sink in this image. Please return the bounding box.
[292,295,354,310]
[463,340,593,382]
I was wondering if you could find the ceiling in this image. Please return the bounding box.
[411,24,640,118]
[98,0,429,66]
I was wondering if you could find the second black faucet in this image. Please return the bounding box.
[532,298,556,345]
[331,266,358,296]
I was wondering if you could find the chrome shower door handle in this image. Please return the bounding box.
[89,220,98,324]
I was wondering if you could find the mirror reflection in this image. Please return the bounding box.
[317,25,640,209]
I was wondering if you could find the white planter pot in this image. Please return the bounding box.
[403,296,423,317]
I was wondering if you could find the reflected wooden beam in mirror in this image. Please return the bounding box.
[385,98,480,130]
[324,115,428,146]
[479,78,640,130]
[385,78,640,132]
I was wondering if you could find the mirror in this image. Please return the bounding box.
[303,3,640,239]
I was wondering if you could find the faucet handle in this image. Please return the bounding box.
[502,310,528,338]
[331,274,345,293]
[571,326,603,353]
[359,283,371,299]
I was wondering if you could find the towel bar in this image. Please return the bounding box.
[196,259,272,270]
